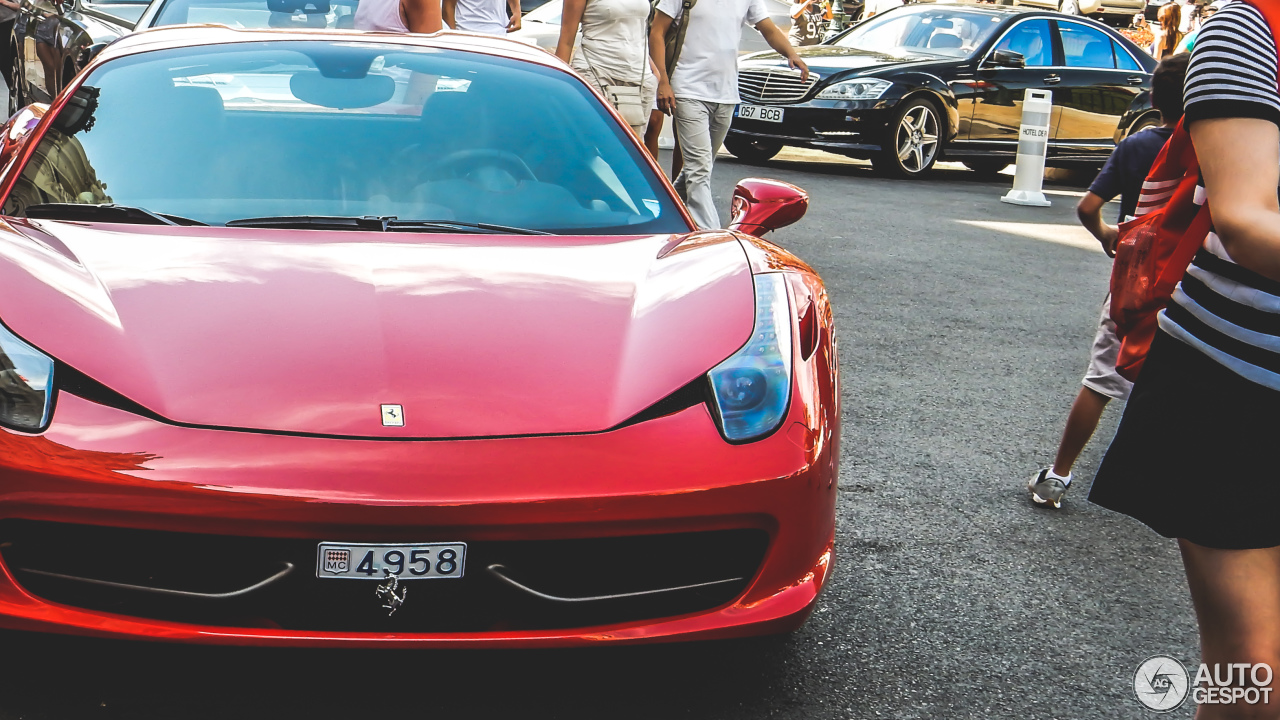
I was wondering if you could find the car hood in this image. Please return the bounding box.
[0,221,755,438]
[742,45,949,76]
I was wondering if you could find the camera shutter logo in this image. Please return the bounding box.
[1135,655,1190,712]
[323,548,350,575]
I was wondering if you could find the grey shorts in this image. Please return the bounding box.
[1082,294,1133,401]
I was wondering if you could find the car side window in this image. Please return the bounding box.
[1113,40,1142,71]
[992,19,1053,68]
[1060,22,1116,69]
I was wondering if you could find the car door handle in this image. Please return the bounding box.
[1043,75,1062,85]
[1128,75,1145,85]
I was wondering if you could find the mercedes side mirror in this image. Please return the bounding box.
[988,50,1026,69]
[0,103,48,168]
[728,178,808,238]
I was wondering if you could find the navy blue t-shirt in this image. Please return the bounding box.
[1088,125,1175,223]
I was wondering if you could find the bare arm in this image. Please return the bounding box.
[556,0,585,63]
[755,18,808,80]
[1076,192,1118,257]
[506,0,520,32]
[1192,116,1280,281]
[441,0,456,29]
[650,10,675,115]
[403,0,443,32]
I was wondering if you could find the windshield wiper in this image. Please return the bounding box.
[224,215,550,235]
[24,203,208,226]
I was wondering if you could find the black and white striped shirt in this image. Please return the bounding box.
[1157,2,1280,391]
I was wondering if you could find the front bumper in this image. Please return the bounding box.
[0,383,837,646]
[729,99,896,156]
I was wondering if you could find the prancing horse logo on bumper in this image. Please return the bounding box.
[375,569,408,615]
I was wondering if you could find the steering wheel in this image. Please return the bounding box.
[434,149,536,184]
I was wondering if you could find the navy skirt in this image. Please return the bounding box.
[1089,329,1280,550]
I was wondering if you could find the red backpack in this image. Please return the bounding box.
[1109,0,1280,381]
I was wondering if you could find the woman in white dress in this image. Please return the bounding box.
[555,0,658,138]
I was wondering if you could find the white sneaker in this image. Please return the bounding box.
[1028,468,1070,509]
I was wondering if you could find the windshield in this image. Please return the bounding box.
[151,0,359,30]
[834,6,1004,57]
[3,41,685,234]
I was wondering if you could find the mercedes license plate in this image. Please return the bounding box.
[316,542,466,579]
[737,104,784,123]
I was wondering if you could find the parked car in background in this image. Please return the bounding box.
[999,0,1144,20]
[10,0,142,111]
[725,3,1157,177]
[510,0,792,55]
[9,0,359,111]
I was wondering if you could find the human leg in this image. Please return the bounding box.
[644,108,664,158]
[1032,295,1131,506]
[1180,540,1280,719]
[1051,385,1111,477]
[672,98,710,217]
[674,98,730,228]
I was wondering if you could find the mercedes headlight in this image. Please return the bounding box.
[817,78,892,100]
[708,273,792,443]
[0,323,54,432]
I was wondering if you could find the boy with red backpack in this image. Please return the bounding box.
[1028,53,1190,509]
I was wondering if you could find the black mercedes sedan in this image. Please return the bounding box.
[725,3,1157,178]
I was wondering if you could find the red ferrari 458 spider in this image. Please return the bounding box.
[0,25,839,646]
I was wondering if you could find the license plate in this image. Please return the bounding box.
[737,104,784,123]
[316,542,466,580]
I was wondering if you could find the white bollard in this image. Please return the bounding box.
[1001,88,1053,207]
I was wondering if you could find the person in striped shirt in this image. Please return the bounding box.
[1028,54,1189,509]
[1089,1,1280,701]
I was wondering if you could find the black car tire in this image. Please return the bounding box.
[1126,113,1162,138]
[724,136,783,164]
[8,51,20,117]
[872,97,942,179]
[1060,0,1082,15]
[962,159,1011,178]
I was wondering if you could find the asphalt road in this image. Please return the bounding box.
[0,153,1199,720]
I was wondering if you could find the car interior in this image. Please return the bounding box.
[836,9,1000,57]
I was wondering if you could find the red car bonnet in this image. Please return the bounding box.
[0,222,755,438]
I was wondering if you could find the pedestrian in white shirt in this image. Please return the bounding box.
[649,0,807,228]
[443,0,520,34]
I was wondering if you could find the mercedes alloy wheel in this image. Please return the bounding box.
[873,98,941,178]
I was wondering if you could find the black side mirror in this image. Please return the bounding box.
[988,49,1026,69]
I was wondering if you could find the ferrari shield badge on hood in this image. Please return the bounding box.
[380,405,404,427]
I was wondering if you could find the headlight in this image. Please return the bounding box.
[708,273,792,442]
[816,78,893,100]
[0,322,54,432]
